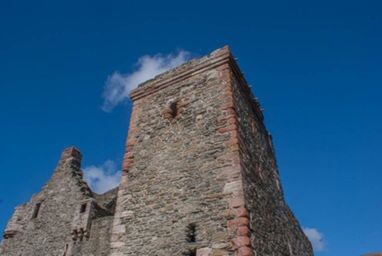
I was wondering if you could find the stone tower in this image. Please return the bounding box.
[1,46,313,256]
[110,46,312,256]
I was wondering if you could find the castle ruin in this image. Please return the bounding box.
[0,46,313,256]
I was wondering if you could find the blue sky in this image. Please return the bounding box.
[0,1,381,255]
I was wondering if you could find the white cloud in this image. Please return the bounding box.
[303,227,325,252]
[83,160,121,194]
[102,50,191,112]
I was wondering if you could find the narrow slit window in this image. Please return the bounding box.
[80,203,87,213]
[169,101,178,118]
[32,203,41,219]
[186,223,196,243]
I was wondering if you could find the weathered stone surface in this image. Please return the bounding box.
[1,46,312,256]
[230,71,313,255]
[111,46,312,255]
[0,147,117,256]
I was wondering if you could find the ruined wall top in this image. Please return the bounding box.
[1,146,117,256]
[60,146,82,162]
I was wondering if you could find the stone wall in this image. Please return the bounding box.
[230,71,313,255]
[111,49,240,256]
[111,46,312,256]
[0,147,116,256]
[71,216,114,256]
[1,46,312,256]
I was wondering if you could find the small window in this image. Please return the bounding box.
[186,223,196,243]
[169,101,178,118]
[162,99,184,121]
[80,203,87,213]
[32,203,41,219]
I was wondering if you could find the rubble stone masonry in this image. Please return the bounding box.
[111,46,312,256]
[1,46,312,256]
[0,148,117,256]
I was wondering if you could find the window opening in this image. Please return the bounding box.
[169,101,178,118]
[186,223,196,242]
[80,203,87,213]
[32,203,41,219]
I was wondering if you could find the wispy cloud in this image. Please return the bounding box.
[102,50,191,112]
[83,160,121,194]
[303,227,325,252]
